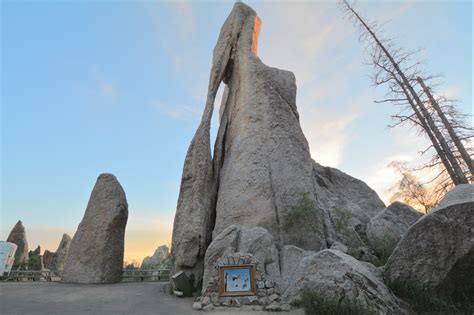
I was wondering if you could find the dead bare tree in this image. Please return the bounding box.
[341,0,470,186]
[416,77,473,175]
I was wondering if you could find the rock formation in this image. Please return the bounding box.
[312,162,386,257]
[385,184,474,302]
[141,245,169,268]
[434,183,473,210]
[62,173,128,283]
[43,233,71,270]
[281,249,405,314]
[366,202,422,258]
[171,2,385,291]
[6,220,29,267]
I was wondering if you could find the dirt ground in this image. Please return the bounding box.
[0,282,304,315]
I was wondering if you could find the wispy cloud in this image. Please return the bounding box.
[166,2,195,38]
[151,101,201,121]
[365,126,431,203]
[300,101,362,168]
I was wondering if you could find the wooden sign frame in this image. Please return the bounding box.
[218,264,256,297]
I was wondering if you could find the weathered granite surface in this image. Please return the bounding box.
[141,245,169,269]
[6,220,29,267]
[281,249,405,314]
[43,234,71,270]
[385,185,474,302]
[62,174,128,283]
[170,1,384,292]
[366,202,422,258]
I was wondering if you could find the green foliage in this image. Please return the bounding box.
[333,208,352,234]
[390,280,474,315]
[285,193,316,230]
[27,256,42,270]
[299,292,375,315]
[284,193,321,245]
[370,232,399,265]
[363,253,384,267]
[123,260,140,270]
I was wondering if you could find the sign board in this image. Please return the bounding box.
[218,264,256,297]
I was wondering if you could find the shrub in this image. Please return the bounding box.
[299,292,375,315]
[332,207,352,234]
[284,193,322,246]
[390,280,474,314]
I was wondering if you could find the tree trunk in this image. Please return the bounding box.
[342,0,468,185]
[406,84,468,185]
[395,78,460,185]
[417,77,473,176]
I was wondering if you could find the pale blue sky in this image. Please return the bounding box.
[1,0,471,262]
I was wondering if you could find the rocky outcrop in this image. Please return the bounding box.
[43,250,54,270]
[6,220,29,267]
[170,1,385,291]
[43,233,71,270]
[366,202,422,258]
[62,174,128,284]
[281,249,405,314]
[169,0,237,284]
[171,1,326,288]
[211,2,326,254]
[312,162,385,250]
[385,185,474,302]
[141,245,169,268]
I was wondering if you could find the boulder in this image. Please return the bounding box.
[62,173,128,283]
[366,202,422,258]
[312,162,385,250]
[43,233,71,270]
[434,183,473,210]
[202,225,280,294]
[281,249,405,314]
[385,184,474,302]
[171,271,194,297]
[6,220,29,267]
[141,245,169,268]
[279,245,313,292]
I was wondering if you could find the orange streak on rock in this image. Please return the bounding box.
[252,15,262,56]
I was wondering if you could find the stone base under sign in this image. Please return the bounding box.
[193,253,291,311]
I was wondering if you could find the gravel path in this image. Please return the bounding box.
[0,282,304,315]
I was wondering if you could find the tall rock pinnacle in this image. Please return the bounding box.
[6,220,29,267]
[62,174,128,283]
[171,2,385,290]
[170,2,327,288]
[43,233,72,271]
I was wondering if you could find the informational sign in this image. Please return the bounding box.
[218,264,256,297]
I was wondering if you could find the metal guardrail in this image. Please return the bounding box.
[121,269,170,282]
[1,270,62,282]
[1,269,170,283]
